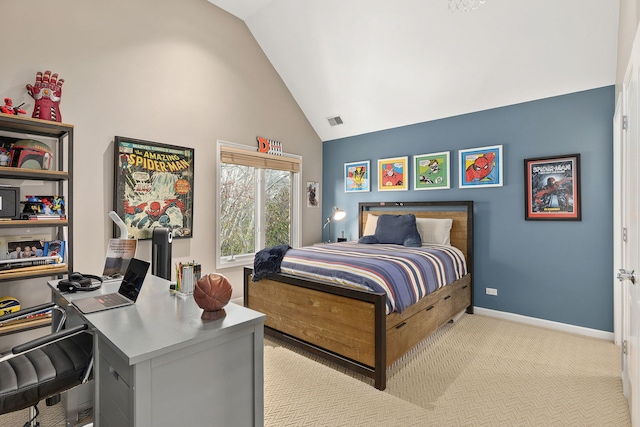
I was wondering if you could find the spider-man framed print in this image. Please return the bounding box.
[524,153,581,221]
[114,136,194,239]
[458,145,503,189]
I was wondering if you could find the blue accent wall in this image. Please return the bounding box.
[322,86,615,332]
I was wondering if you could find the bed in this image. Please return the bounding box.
[243,200,473,390]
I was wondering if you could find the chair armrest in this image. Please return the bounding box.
[0,302,56,324]
[12,324,89,355]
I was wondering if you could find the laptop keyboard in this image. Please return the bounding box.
[96,293,129,307]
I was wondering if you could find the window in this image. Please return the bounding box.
[217,142,301,268]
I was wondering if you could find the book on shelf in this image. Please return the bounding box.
[0,255,64,272]
[25,214,67,220]
[0,310,52,332]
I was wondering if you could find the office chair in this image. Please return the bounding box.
[0,302,93,427]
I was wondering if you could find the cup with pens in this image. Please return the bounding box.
[173,261,201,297]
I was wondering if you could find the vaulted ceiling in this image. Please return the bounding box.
[207,0,619,142]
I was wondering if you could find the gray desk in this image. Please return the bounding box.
[49,275,265,427]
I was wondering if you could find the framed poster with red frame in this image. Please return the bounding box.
[524,153,581,221]
[114,136,194,239]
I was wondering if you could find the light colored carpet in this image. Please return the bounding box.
[1,314,630,427]
[0,405,91,427]
[264,314,631,427]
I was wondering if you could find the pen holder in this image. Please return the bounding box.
[175,262,201,297]
[193,273,232,321]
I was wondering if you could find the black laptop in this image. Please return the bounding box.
[73,258,150,314]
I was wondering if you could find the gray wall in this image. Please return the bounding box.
[0,0,323,304]
[323,86,615,332]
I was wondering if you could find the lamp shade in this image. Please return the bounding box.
[332,206,346,221]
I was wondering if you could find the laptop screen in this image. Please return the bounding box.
[117,258,150,302]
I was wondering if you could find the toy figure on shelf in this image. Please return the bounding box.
[8,139,53,170]
[22,196,43,215]
[25,70,64,122]
[0,150,9,166]
[51,196,65,215]
[0,98,26,116]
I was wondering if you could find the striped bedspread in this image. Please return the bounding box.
[280,241,467,314]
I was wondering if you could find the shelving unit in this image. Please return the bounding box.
[0,113,73,335]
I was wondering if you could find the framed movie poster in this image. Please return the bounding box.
[344,160,370,193]
[459,145,503,188]
[524,153,581,221]
[413,151,450,190]
[114,136,194,240]
[378,156,408,191]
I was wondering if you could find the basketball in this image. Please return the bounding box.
[193,273,232,312]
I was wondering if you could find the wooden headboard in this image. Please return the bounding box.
[358,201,474,267]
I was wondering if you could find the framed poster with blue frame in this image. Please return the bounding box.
[344,160,370,193]
[458,145,503,188]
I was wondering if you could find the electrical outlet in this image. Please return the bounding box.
[486,287,498,296]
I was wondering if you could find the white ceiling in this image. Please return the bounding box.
[207,0,620,142]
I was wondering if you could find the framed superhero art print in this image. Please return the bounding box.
[114,136,194,240]
[524,153,581,221]
[344,160,370,193]
[378,156,408,191]
[459,145,503,189]
[413,151,450,190]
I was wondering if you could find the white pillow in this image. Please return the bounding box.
[415,217,453,245]
[362,214,378,236]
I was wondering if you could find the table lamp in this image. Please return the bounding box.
[323,206,346,243]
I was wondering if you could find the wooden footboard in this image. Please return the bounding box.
[244,267,472,390]
[244,267,388,387]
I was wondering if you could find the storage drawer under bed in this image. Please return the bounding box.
[385,275,471,366]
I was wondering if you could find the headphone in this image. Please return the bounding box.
[57,273,104,293]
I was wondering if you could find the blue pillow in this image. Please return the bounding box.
[358,235,378,244]
[374,214,422,247]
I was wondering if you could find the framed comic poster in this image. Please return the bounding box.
[459,145,503,188]
[306,181,319,207]
[378,156,408,191]
[344,160,370,192]
[524,153,581,221]
[413,151,450,190]
[114,136,194,240]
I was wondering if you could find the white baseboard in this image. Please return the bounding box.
[473,307,615,342]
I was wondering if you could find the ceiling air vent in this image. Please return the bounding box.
[327,115,344,126]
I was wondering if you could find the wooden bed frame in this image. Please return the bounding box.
[243,200,474,390]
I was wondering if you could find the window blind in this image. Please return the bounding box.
[220,145,301,172]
